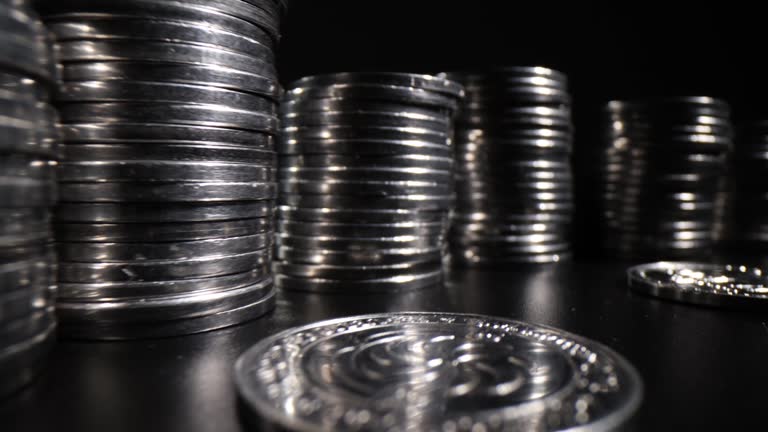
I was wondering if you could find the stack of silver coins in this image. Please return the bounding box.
[276,72,463,292]
[0,0,58,396]
[37,0,282,338]
[601,97,732,259]
[447,67,574,265]
[721,120,768,251]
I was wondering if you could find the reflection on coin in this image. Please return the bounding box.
[628,261,768,308]
[235,312,642,432]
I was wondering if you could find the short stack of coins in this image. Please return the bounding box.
[37,0,283,339]
[276,72,463,292]
[0,0,58,396]
[601,97,732,259]
[447,67,574,265]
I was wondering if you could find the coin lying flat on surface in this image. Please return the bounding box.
[235,312,643,432]
[628,261,768,308]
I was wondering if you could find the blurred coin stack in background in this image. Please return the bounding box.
[0,0,58,396]
[276,73,463,292]
[37,0,283,339]
[447,67,574,265]
[721,119,768,252]
[601,97,732,259]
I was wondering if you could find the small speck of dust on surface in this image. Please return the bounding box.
[570,307,577,312]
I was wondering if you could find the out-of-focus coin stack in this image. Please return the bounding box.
[276,73,463,292]
[0,0,58,396]
[447,67,574,265]
[36,0,283,339]
[721,120,768,252]
[601,97,732,259]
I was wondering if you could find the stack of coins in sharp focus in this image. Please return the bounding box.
[601,97,732,259]
[276,73,463,292]
[721,120,768,251]
[37,0,283,339]
[447,67,574,265]
[0,0,58,396]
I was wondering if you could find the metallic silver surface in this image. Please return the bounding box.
[59,181,276,202]
[59,161,274,182]
[235,312,642,431]
[55,218,272,242]
[55,202,273,223]
[628,261,768,308]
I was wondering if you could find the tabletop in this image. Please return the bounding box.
[2,261,766,431]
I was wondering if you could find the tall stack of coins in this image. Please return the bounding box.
[0,0,58,396]
[37,0,283,338]
[448,67,574,265]
[276,73,463,292]
[721,120,768,251]
[601,97,732,259]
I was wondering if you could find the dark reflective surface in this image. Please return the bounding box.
[2,263,768,430]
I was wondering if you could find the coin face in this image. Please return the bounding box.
[628,261,768,308]
[235,312,642,432]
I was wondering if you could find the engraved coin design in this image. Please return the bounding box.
[235,312,642,432]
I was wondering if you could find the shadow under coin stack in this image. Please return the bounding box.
[601,97,732,259]
[447,67,574,265]
[37,0,282,339]
[276,73,463,292]
[0,1,58,396]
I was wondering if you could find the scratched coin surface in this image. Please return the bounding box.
[235,312,642,432]
[628,261,768,308]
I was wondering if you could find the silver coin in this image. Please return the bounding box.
[279,139,452,157]
[279,205,446,224]
[277,233,443,251]
[451,250,572,265]
[61,143,275,164]
[61,61,279,100]
[57,233,272,262]
[47,17,274,60]
[0,177,57,208]
[58,267,269,300]
[0,317,55,398]
[282,124,450,142]
[274,260,440,281]
[0,155,56,179]
[284,84,460,110]
[281,99,450,118]
[56,275,273,323]
[54,218,271,242]
[0,283,54,324]
[280,153,453,169]
[279,167,452,183]
[57,80,277,114]
[279,179,451,196]
[276,245,443,266]
[278,220,445,238]
[54,202,273,223]
[275,269,442,292]
[450,66,569,82]
[235,312,641,432]
[58,102,279,134]
[279,193,453,210]
[0,253,55,295]
[56,40,277,78]
[0,30,52,83]
[0,117,58,157]
[58,181,276,203]
[41,2,277,46]
[289,72,463,98]
[628,262,768,308]
[450,232,565,245]
[58,249,271,282]
[58,284,276,340]
[60,122,275,148]
[59,161,275,182]
[282,110,449,129]
[0,308,55,348]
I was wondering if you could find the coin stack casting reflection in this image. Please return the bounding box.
[448,67,574,265]
[37,0,283,338]
[601,97,732,259]
[0,0,58,396]
[276,73,463,292]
